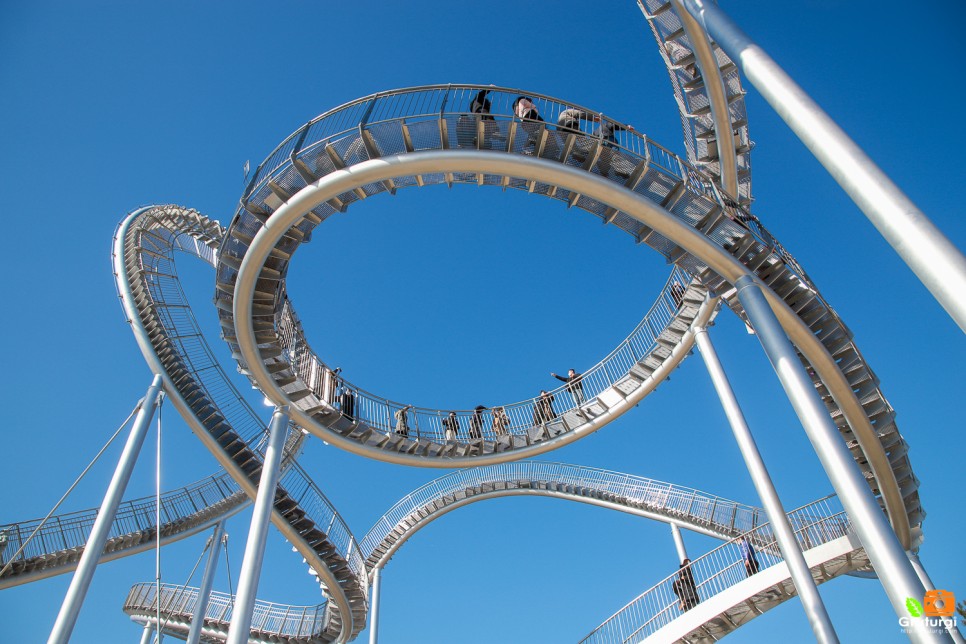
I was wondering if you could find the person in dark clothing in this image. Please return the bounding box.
[739,536,760,577]
[339,386,355,422]
[551,368,585,406]
[512,96,543,122]
[672,559,700,611]
[470,405,486,439]
[533,390,556,425]
[470,89,494,120]
[442,411,460,441]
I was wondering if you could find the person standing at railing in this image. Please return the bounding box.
[670,281,686,309]
[470,405,486,440]
[442,411,460,441]
[513,96,546,154]
[0,529,8,565]
[491,406,509,436]
[551,369,585,407]
[394,405,412,437]
[738,536,760,577]
[339,384,356,422]
[672,559,700,611]
[533,390,557,427]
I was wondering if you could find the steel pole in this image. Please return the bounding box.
[694,326,838,643]
[225,407,289,644]
[186,521,226,644]
[368,566,382,644]
[669,523,689,564]
[906,553,966,644]
[735,276,952,643]
[139,623,155,644]
[48,374,164,644]
[680,0,966,332]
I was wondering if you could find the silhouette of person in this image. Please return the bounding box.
[551,368,585,406]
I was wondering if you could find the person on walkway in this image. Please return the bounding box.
[394,405,413,437]
[491,406,510,436]
[470,89,494,120]
[551,368,585,406]
[513,96,546,154]
[739,536,760,577]
[442,411,460,441]
[339,385,356,422]
[533,390,556,425]
[672,559,700,611]
[670,281,686,309]
[470,405,487,440]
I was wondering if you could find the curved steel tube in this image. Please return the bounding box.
[231,150,910,548]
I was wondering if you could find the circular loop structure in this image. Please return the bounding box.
[217,84,919,550]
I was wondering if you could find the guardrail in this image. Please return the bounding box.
[0,473,241,571]
[579,495,847,643]
[360,461,766,564]
[125,582,328,640]
[278,266,698,446]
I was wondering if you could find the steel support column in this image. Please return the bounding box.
[225,407,290,644]
[680,0,966,332]
[48,374,164,644]
[186,521,226,644]
[669,523,689,564]
[694,326,838,643]
[139,622,155,644]
[735,276,952,643]
[368,566,383,644]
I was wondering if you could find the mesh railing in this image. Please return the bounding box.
[278,266,700,446]
[116,207,368,622]
[125,582,328,639]
[0,473,241,570]
[579,495,848,644]
[360,462,765,564]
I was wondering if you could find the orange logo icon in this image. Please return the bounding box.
[923,590,955,617]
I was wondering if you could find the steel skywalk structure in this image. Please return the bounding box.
[8,1,960,642]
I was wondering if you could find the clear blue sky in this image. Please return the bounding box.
[1,1,963,642]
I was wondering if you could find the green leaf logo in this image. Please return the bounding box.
[906,597,924,617]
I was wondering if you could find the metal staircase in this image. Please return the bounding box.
[0,473,246,590]
[580,496,869,643]
[114,206,368,642]
[212,84,920,550]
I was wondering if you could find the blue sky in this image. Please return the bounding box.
[1,1,964,642]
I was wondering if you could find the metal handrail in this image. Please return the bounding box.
[277,265,698,445]
[579,495,848,643]
[124,582,327,639]
[0,473,242,571]
[116,207,369,637]
[233,84,793,294]
[360,461,765,564]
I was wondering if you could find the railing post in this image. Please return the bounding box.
[735,276,953,643]
[693,325,838,643]
[226,406,290,644]
[48,375,164,644]
[186,521,226,644]
[368,566,383,644]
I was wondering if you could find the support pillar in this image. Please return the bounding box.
[906,553,966,644]
[139,623,155,644]
[368,566,382,644]
[49,374,164,644]
[226,407,290,644]
[735,276,952,643]
[669,523,688,564]
[694,326,838,643]
[186,521,226,644]
[679,0,966,332]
